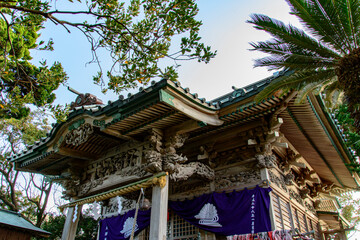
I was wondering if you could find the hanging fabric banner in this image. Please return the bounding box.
[98,209,151,240]
[169,186,272,236]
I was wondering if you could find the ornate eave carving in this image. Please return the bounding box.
[143,130,215,182]
[59,143,148,199]
[281,149,306,174]
[65,123,94,146]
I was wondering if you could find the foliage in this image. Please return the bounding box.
[333,104,360,157]
[0,1,67,119]
[338,193,360,236]
[35,211,98,240]
[332,104,360,236]
[0,0,215,99]
[0,111,52,226]
[248,0,360,131]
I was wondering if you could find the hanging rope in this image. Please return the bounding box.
[130,188,144,240]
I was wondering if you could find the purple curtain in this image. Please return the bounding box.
[169,186,272,236]
[98,209,151,240]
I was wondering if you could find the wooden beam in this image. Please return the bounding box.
[160,89,223,126]
[94,129,124,143]
[102,128,134,141]
[165,119,201,137]
[58,148,99,161]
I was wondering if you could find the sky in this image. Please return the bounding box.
[31,0,302,106]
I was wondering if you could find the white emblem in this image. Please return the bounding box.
[120,217,138,238]
[195,203,222,227]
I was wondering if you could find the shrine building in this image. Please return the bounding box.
[9,73,360,240]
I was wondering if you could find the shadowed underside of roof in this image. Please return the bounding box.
[279,95,359,189]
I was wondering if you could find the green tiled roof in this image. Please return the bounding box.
[0,209,51,236]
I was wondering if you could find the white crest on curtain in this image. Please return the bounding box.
[195,203,222,227]
[120,217,138,238]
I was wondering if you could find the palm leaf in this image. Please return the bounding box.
[286,0,351,54]
[254,53,337,70]
[248,14,340,59]
[336,0,360,48]
[328,0,360,49]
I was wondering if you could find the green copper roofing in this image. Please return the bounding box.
[9,79,219,165]
[0,209,51,236]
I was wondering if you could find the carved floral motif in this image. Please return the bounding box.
[305,201,317,215]
[289,189,304,206]
[171,181,209,195]
[143,132,215,182]
[309,182,335,198]
[295,169,320,187]
[215,169,260,190]
[61,146,147,198]
[280,149,306,174]
[299,188,311,199]
[284,173,295,185]
[65,123,94,146]
[60,179,80,200]
[269,170,288,192]
[255,154,276,169]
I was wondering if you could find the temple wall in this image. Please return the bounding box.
[269,166,322,239]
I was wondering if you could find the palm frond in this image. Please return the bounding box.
[328,0,360,49]
[248,14,340,59]
[255,69,336,102]
[316,0,354,51]
[286,0,354,54]
[250,39,334,58]
[338,0,360,48]
[254,52,337,70]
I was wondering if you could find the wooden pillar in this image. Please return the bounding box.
[149,175,169,240]
[61,205,82,240]
[260,168,277,230]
